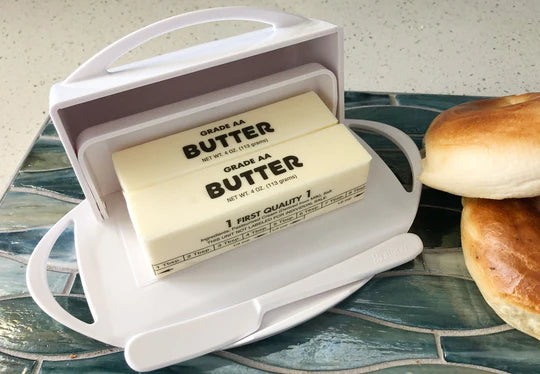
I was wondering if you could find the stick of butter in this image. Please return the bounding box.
[123,124,371,277]
[112,92,338,192]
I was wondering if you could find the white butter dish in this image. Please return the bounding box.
[26,7,424,371]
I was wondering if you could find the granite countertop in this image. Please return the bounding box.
[1,92,539,373]
[0,0,539,194]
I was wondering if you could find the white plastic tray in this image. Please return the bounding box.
[27,119,422,371]
[27,7,424,372]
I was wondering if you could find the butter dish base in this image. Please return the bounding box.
[25,7,424,370]
[26,120,422,356]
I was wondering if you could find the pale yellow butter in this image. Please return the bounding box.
[123,124,371,277]
[112,92,338,192]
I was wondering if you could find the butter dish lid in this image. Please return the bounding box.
[48,7,344,220]
[50,7,341,109]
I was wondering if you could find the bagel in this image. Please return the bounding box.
[419,93,540,199]
[461,197,540,339]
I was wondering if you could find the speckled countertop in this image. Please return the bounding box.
[0,0,539,195]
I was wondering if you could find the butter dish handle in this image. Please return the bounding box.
[65,6,307,83]
[346,119,422,202]
[25,202,107,343]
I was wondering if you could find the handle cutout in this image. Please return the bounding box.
[110,20,265,70]
[45,220,92,323]
[46,222,78,267]
[65,7,307,83]
[352,128,414,192]
[26,206,102,342]
[53,295,95,324]
[346,119,422,199]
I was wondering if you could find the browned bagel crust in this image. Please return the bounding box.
[425,93,540,149]
[461,197,540,339]
[419,92,540,199]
